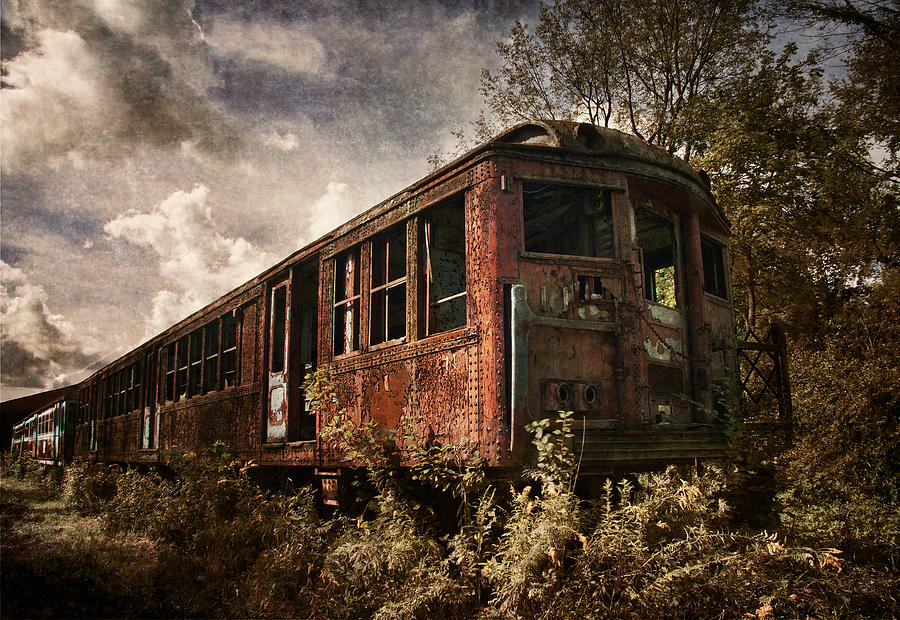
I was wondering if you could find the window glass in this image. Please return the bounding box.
[422,196,466,336]
[636,210,678,307]
[523,182,614,258]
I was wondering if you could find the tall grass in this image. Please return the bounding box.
[2,415,898,619]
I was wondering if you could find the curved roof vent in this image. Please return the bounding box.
[495,122,559,146]
[574,122,604,149]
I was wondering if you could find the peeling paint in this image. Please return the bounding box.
[644,337,683,361]
[649,303,683,327]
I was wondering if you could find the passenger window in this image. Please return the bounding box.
[421,196,466,336]
[203,322,219,393]
[175,336,188,400]
[333,247,360,355]
[636,210,678,308]
[523,182,614,258]
[188,329,202,396]
[221,312,239,387]
[701,237,728,299]
[164,343,176,402]
[370,224,407,345]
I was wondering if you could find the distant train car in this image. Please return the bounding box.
[21,121,736,504]
[11,398,76,465]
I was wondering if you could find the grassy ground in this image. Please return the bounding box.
[2,447,898,619]
[1,474,180,619]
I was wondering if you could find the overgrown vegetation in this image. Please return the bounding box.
[3,409,898,619]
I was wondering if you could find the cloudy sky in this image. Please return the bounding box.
[1,0,539,399]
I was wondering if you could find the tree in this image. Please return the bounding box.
[777,0,899,174]
[481,0,765,160]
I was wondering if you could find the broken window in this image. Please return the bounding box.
[333,247,361,355]
[271,284,288,373]
[523,182,614,258]
[370,224,407,346]
[636,209,678,307]
[421,196,466,336]
[701,237,728,299]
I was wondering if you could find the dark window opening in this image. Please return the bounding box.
[271,285,287,373]
[370,225,407,345]
[333,248,360,355]
[221,312,239,388]
[188,329,202,396]
[161,311,241,402]
[203,322,219,393]
[701,237,728,299]
[636,210,678,308]
[421,196,467,336]
[523,182,614,258]
[164,344,176,402]
[648,363,684,424]
[577,275,608,301]
[175,336,188,400]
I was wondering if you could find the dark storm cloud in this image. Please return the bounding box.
[199,0,538,156]
[1,260,99,390]
[2,0,240,171]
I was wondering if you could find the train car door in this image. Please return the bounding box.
[267,278,291,442]
[267,261,319,443]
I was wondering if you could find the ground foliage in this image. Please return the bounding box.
[3,413,898,619]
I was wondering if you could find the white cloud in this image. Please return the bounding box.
[104,185,275,336]
[91,0,143,33]
[302,181,355,244]
[1,2,238,173]
[0,29,118,172]
[206,19,327,75]
[1,260,99,389]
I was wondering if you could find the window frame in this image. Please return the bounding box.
[158,310,241,404]
[635,208,680,309]
[521,181,616,260]
[701,236,728,300]
[369,224,408,348]
[420,195,468,338]
[332,247,361,357]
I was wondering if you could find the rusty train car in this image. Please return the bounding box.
[11,397,76,466]
[12,121,736,502]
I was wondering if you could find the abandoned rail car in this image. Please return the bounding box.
[15,121,736,504]
[11,397,76,466]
